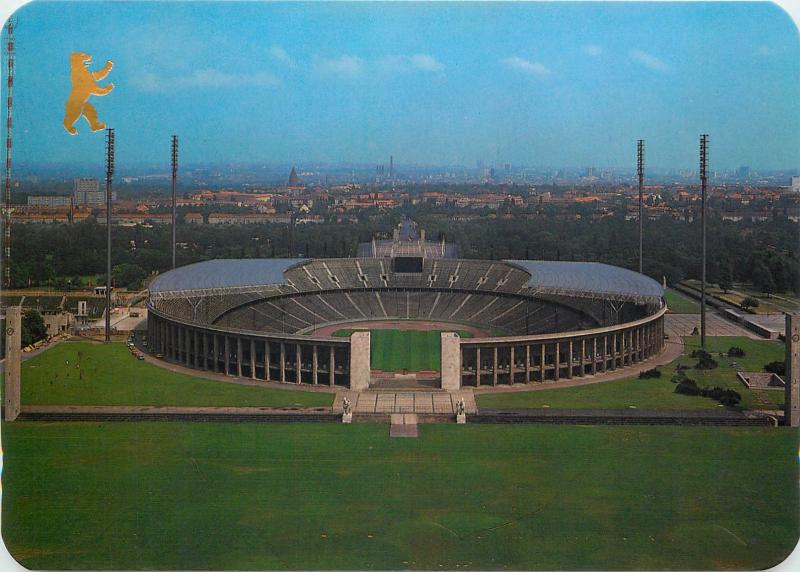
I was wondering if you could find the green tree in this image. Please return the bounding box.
[21,310,47,347]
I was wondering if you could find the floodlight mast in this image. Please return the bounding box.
[105,128,115,342]
[699,134,709,350]
[637,139,644,274]
[171,135,178,269]
[3,19,14,289]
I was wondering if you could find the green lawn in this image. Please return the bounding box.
[2,422,796,570]
[477,336,785,411]
[664,289,701,314]
[333,328,473,372]
[3,341,332,408]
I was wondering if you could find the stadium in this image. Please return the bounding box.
[146,223,667,391]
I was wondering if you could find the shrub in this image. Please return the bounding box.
[727,346,746,357]
[675,378,701,396]
[701,386,742,407]
[741,296,760,310]
[638,368,662,379]
[690,349,719,370]
[765,361,786,376]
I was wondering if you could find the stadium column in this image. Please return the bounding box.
[525,344,531,383]
[591,337,598,375]
[567,340,573,379]
[785,314,799,427]
[509,346,515,384]
[202,332,208,370]
[176,326,182,362]
[349,332,371,391]
[212,334,219,373]
[193,330,199,369]
[440,333,461,391]
[492,346,498,386]
[224,336,230,375]
[611,334,617,370]
[295,343,301,384]
[602,336,608,372]
[312,345,318,384]
[250,339,256,379]
[554,342,560,381]
[4,307,21,422]
[539,344,545,382]
[329,346,335,386]
[184,327,191,366]
[475,347,481,386]
[280,342,286,382]
[580,339,586,377]
[264,340,271,381]
[236,337,243,377]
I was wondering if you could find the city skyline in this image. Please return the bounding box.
[3,2,800,171]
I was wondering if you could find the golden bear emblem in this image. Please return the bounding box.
[63,52,114,135]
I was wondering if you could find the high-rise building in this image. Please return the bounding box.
[792,176,800,193]
[73,178,115,205]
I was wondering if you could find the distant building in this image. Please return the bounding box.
[792,176,800,193]
[184,213,204,224]
[26,195,71,207]
[288,167,300,187]
[74,178,115,205]
[737,166,750,178]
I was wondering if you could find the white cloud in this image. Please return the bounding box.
[629,49,670,72]
[582,45,603,57]
[379,54,445,73]
[269,45,294,66]
[501,56,550,77]
[133,69,281,92]
[313,55,365,77]
[408,54,444,71]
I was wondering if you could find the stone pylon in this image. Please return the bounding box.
[4,306,21,422]
[785,314,799,427]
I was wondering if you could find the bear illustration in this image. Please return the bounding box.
[63,51,114,135]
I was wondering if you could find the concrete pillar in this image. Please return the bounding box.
[350,331,371,391]
[785,314,800,427]
[312,345,319,384]
[4,307,22,421]
[592,337,598,375]
[296,343,302,384]
[567,340,573,379]
[611,334,617,370]
[492,346,498,386]
[280,342,286,382]
[213,334,219,373]
[224,336,230,375]
[185,327,191,366]
[476,347,481,386]
[193,330,200,368]
[602,336,608,372]
[236,337,243,377]
[250,339,256,379]
[554,342,560,381]
[539,344,546,382]
[509,345,515,384]
[329,346,335,386]
[441,332,461,391]
[580,339,586,377]
[265,340,271,381]
[525,344,531,382]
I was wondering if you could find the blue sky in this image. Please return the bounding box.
[5,1,800,170]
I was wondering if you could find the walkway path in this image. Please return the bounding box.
[334,390,477,414]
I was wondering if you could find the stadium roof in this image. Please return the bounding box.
[149,259,305,294]
[506,260,664,302]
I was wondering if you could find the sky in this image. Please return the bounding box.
[3,1,800,171]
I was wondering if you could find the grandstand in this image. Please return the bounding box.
[147,253,666,391]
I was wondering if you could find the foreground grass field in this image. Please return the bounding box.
[2,422,796,570]
[2,341,332,408]
[477,336,785,411]
[333,329,472,371]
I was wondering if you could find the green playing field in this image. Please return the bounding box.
[333,328,473,371]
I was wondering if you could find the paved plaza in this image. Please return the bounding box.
[665,312,759,338]
[334,390,477,414]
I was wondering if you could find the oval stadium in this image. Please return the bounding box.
[146,230,666,392]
